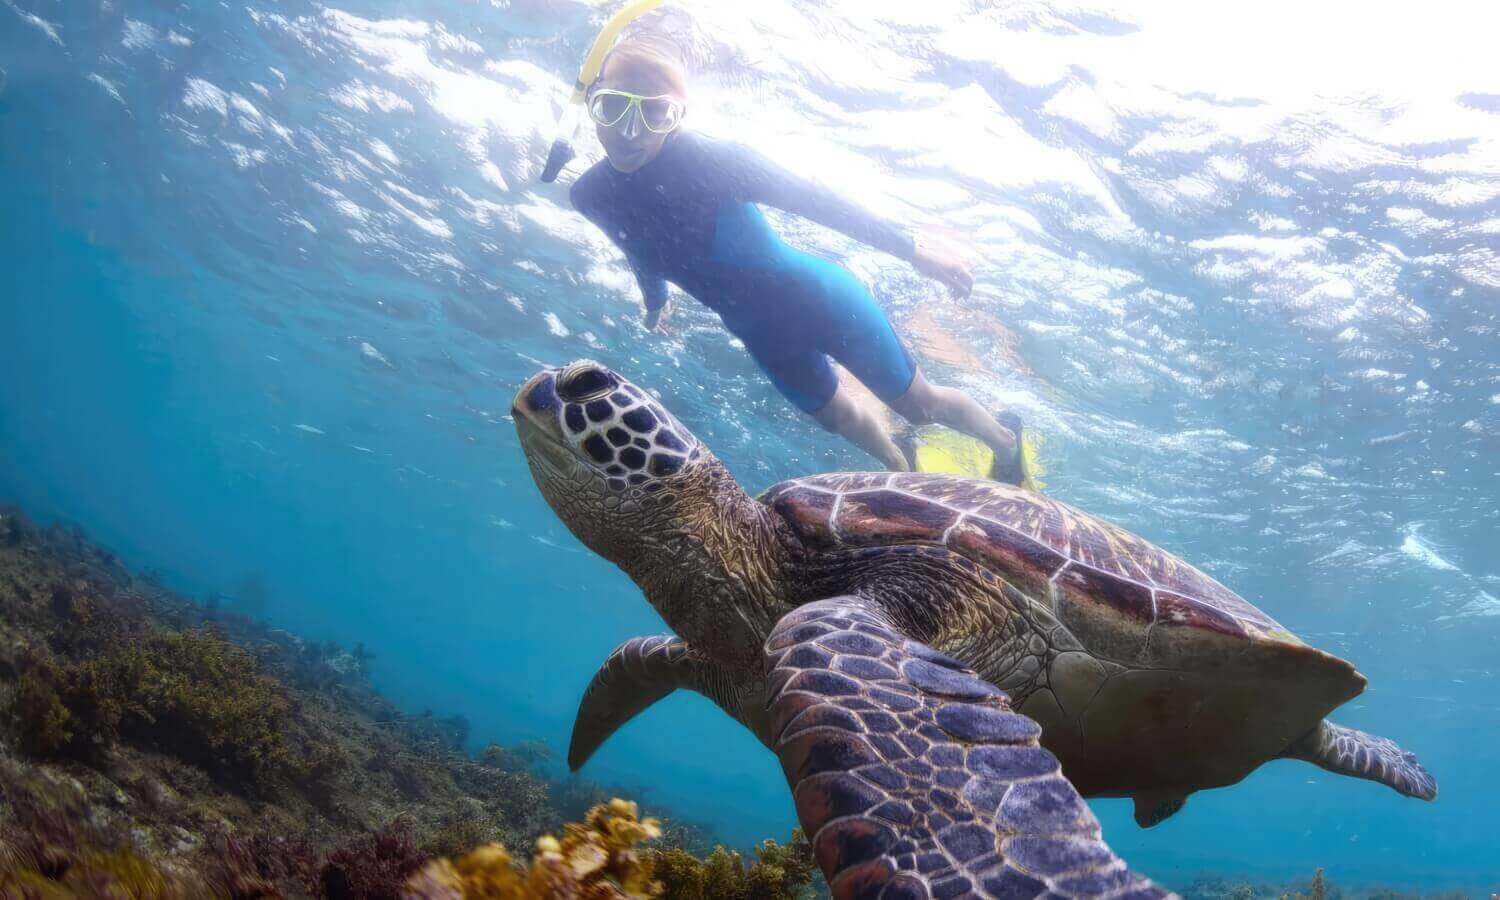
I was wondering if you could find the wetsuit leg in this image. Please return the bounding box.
[736,323,839,414]
[738,320,909,468]
[809,260,917,403]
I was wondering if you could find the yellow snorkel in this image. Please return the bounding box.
[540,0,668,182]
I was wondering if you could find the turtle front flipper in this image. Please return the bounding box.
[569,635,769,771]
[1281,719,1437,800]
[765,598,1175,900]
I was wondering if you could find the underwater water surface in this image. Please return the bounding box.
[1,0,1498,892]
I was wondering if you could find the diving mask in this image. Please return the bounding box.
[586,88,684,135]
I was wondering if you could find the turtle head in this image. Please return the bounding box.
[513,360,709,559]
[515,360,792,667]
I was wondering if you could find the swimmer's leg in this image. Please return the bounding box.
[887,369,1018,461]
[811,384,909,472]
[741,324,909,471]
[809,265,1019,470]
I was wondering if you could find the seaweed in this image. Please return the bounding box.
[0,761,207,897]
[0,763,99,879]
[1281,869,1332,900]
[408,804,818,900]
[400,710,473,755]
[648,830,816,900]
[406,798,661,899]
[451,762,564,856]
[322,814,429,899]
[423,815,500,861]
[4,627,330,792]
[211,828,323,899]
[7,654,74,757]
[3,507,845,899]
[1181,869,1480,900]
[1184,872,1259,900]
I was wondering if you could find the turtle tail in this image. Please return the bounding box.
[1282,719,1437,800]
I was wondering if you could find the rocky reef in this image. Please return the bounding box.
[1178,867,1480,900]
[0,506,816,898]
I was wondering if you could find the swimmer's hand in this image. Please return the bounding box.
[913,225,975,299]
[643,301,671,335]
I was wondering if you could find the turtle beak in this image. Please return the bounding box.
[513,370,567,450]
[514,368,586,479]
[513,369,562,427]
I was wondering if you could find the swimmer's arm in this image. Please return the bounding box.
[628,257,668,312]
[719,140,974,297]
[631,258,671,332]
[724,142,917,261]
[570,171,669,329]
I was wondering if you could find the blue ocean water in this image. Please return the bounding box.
[1,0,1497,892]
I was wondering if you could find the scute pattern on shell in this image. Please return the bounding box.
[761,473,1297,648]
[764,597,1174,900]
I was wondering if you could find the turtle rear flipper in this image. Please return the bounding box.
[1281,720,1437,800]
[569,635,768,771]
[765,597,1174,899]
[1132,792,1187,828]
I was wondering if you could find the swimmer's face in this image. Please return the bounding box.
[591,46,686,173]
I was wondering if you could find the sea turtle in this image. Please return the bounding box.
[513,360,1435,899]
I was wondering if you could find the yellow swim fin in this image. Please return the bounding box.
[900,415,1045,492]
[912,428,994,480]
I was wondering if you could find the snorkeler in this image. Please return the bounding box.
[566,27,1028,482]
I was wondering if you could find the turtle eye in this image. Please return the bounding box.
[558,363,616,403]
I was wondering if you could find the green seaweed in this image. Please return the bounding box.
[647,830,816,900]
[1281,869,1332,900]
[1,506,827,898]
[8,654,74,757]
[5,627,327,791]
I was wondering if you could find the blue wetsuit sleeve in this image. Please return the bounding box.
[570,169,668,313]
[716,140,917,262]
[630,258,669,312]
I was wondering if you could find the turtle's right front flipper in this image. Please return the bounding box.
[765,598,1174,900]
[569,635,769,771]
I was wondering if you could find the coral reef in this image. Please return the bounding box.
[8,628,317,790]
[322,816,429,899]
[407,800,817,900]
[0,505,822,899]
[1283,869,1330,900]
[647,830,816,900]
[406,799,661,899]
[1180,869,1479,900]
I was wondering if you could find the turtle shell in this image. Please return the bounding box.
[760,472,1346,675]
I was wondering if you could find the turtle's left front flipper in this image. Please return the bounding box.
[569,635,769,771]
[765,597,1175,900]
